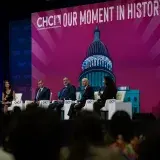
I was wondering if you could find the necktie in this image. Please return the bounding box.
[36,89,41,100]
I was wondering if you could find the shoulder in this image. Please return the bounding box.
[12,90,15,94]
[44,87,49,90]
[0,148,14,160]
[60,147,70,160]
[70,84,76,90]
[88,86,94,91]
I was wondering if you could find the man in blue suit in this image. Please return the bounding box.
[35,80,50,102]
[49,77,76,117]
[58,78,76,101]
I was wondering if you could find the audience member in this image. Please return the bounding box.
[138,119,160,160]
[68,78,94,119]
[9,107,61,160]
[109,111,137,159]
[26,102,38,111]
[3,106,21,153]
[62,111,104,160]
[0,109,14,160]
[61,111,126,160]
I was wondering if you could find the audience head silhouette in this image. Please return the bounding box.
[110,111,132,142]
[10,107,60,160]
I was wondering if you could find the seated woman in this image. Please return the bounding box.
[2,81,15,113]
[93,76,117,116]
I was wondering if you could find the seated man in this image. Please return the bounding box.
[34,80,50,103]
[49,77,76,117]
[68,78,94,119]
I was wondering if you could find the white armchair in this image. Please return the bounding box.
[8,93,23,111]
[107,99,132,119]
[24,100,34,109]
[83,99,95,111]
[83,90,132,119]
[116,91,126,102]
[39,100,50,108]
[63,100,73,120]
[15,93,23,101]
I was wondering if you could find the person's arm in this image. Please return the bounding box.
[46,89,50,100]
[34,89,38,102]
[13,91,15,100]
[80,87,93,103]
[100,87,108,101]
[67,86,76,100]
[58,90,62,100]
[2,92,6,101]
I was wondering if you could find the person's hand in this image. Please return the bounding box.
[3,98,6,101]
[37,101,40,105]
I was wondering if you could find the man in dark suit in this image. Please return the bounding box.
[68,78,94,119]
[49,77,76,117]
[35,80,50,102]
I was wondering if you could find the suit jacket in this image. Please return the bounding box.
[80,85,94,104]
[35,87,50,101]
[100,85,117,104]
[58,84,76,100]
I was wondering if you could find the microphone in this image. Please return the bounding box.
[98,87,102,95]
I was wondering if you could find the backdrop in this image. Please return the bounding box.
[32,0,160,113]
[9,20,31,100]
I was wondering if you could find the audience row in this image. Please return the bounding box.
[0,102,159,160]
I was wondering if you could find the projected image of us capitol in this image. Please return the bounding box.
[79,26,115,90]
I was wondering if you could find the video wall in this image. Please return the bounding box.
[8,0,160,112]
[31,0,160,113]
[9,20,32,100]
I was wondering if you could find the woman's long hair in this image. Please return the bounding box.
[3,80,11,92]
[104,76,117,98]
[104,76,115,88]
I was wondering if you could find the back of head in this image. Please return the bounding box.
[13,107,21,114]
[73,111,104,145]
[10,107,60,160]
[110,111,132,142]
[138,120,160,160]
[68,111,104,160]
[26,102,38,111]
[104,76,114,85]
[0,109,3,146]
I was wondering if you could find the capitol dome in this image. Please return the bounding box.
[87,26,109,57]
[78,26,115,91]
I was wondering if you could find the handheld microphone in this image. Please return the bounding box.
[98,87,102,95]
